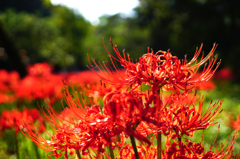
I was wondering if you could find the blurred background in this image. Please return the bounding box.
[1,0,240,81]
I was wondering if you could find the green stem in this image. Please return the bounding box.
[109,147,114,159]
[157,89,162,159]
[14,133,20,159]
[157,132,162,159]
[76,150,81,159]
[130,135,139,159]
[33,142,40,159]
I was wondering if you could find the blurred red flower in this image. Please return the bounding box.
[213,67,234,80]
[15,63,64,103]
[0,108,44,135]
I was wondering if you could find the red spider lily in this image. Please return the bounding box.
[81,81,124,104]
[15,63,64,103]
[15,74,64,103]
[192,73,216,90]
[117,133,237,159]
[104,90,149,144]
[119,144,156,159]
[163,99,223,139]
[20,41,239,159]
[103,90,171,144]
[0,70,20,91]
[162,92,198,106]
[163,134,237,159]
[22,87,166,158]
[138,94,223,140]
[21,87,126,158]
[0,108,44,135]
[58,107,81,121]
[119,131,237,159]
[27,62,52,77]
[88,38,220,94]
[65,71,125,104]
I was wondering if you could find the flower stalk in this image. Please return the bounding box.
[14,134,20,159]
[33,141,40,159]
[157,132,162,159]
[76,150,81,159]
[130,135,139,159]
[109,147,114,159]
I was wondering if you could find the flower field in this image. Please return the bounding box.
[0,40,240,158]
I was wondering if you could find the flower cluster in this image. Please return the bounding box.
[0,108,44,135]
[15,63,64,104]
[0,63,103,105]
[21,40,237,159]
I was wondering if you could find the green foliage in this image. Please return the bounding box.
[134,0,240,75]
[85,14,150,67]
[0,10,66,65]
[0,8,90,69]
[47,6,91,69]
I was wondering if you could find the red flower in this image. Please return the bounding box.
[15,63,64,103]
[81,80,124,104]
[0,108,44,135]
[163,135,236,159]
[88,38,220,94]
[214,67,234,80]
[119,144,156,159]
[0,92,16,104]
[21,88,125,158]
[20,41,238,159]
[117,133,237,159]
[165,99,223,139]
[103,90,155,144]
[162,92,198,106]
[27,62,52,77]
[229,115,240,132]
[192,73,216,90]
